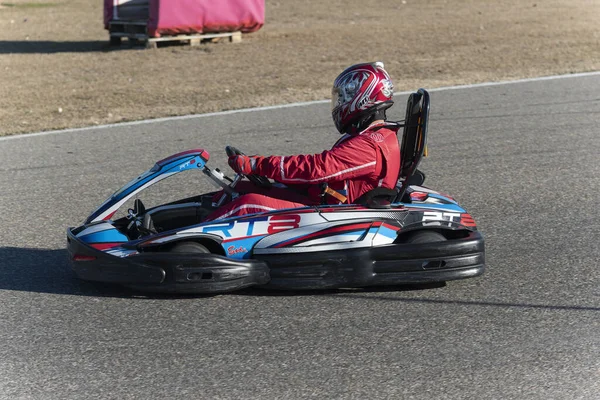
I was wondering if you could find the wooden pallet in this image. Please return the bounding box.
[108,22,242,48]
[145,31,242,48]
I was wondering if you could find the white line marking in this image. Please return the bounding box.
[2,71,599,141]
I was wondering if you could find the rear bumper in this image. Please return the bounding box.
[67,228,270,293]
[255,231,485,290]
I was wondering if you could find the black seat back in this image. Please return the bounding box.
[354,88,430,208]
[396,88,430,200]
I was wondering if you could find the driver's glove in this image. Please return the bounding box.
[228,155,263,175]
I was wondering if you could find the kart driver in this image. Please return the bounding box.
[206,62,401,221]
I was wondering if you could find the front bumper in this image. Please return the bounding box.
[67,228,270,293]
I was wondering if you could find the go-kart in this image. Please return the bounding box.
[67,89,485,293]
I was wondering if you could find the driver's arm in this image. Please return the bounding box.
[255,135,380,184]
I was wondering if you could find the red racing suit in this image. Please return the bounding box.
[206,122,401,221]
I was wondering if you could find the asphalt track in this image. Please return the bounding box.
[1,75,599,399]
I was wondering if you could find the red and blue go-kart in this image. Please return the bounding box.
[66,89,485,294]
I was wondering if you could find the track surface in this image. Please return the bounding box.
[1,76,599,399]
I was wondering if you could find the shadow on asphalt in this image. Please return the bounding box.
[235,282,447,297]
[2,246,599,312]
[0,247,446,298]
[0,247,140,298]
[0,40,141,54]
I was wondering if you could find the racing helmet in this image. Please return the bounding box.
[331,62,394,134]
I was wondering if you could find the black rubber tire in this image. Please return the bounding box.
[404,231,447,244]
[170,242,210,253]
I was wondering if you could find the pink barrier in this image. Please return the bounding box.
[104,0,264,37]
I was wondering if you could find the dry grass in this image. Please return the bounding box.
[0,0,599,135]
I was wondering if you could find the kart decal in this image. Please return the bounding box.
[410,191,429,202]
[367,221,401,246]
[270,222,373,248]
[254,218,360,249]
[299,232,365,246]
[76,223,118,237]
[105,247,138,258]
[267,214,301,233]
[423,211,462,223]
[375,223,400,239]
[254,230,382,254]
[89,242,123,251]
[222,234,266,243]
[157,148,209,167]
[404,203,465,213]
[380,222,402,232]
[79,229,129,244]
[459,213,477,227]
[221,235,267,259]
[181,213,327,239]
[140,232,221,246]
[426,193,458,204]
[102,211,117,221]
[407,185,441,195]
[226,245,247,256]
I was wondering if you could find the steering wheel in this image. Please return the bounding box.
[225,145,272,188]
[126,198,156,238]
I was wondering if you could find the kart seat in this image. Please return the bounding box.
[395,88,430,201]
[354,187,398,209]
[355,88,431,207]
[142,202,209,233]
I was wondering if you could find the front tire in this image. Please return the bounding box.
[170,242,210,253]
[404,231,447,244]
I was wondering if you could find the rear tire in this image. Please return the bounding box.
[404,231,447,244]
[403,231,448,288]
[170,242,210,253]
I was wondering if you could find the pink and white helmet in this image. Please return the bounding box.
[331,62,394,134]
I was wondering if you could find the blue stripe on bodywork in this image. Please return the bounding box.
[80,229,129,244]
[405,203,465,213]
[377,226,399,239]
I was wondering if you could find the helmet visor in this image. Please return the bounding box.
[331,86,342,111]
